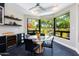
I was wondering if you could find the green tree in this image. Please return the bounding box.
[56,12,70,29]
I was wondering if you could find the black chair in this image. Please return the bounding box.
[26,34,30,38]
[24,39,40,55]
[0,36,6,53]
[43,37,54,55]
[16,33,26,46]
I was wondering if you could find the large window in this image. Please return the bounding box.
[27,18,54,36]
[55,12,70,39]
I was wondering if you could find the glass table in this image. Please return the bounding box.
[27,35,54,53]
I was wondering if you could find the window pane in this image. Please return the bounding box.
[27,19,39,35]
[55,12,70,39]
[41,18,54,36]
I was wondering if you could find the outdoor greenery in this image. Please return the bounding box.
[27,17,54,35]
[27,12,70,39]
[41,17,54,35]
[55,12,70,30]
[55,12,70,39]
[28,19,39,30]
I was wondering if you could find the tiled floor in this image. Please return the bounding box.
[1,42,78,56]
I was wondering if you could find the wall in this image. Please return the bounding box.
[75,4,79,54]
[0,3,26,36]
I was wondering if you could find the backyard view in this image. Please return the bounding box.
[27,12,70,39]
[55,12,70,39]
[41,18,54,36]
[27,18,54,36]
[27,19,39,35]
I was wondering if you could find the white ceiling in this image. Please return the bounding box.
[16,3,73,16]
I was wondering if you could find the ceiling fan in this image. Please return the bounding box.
[28,3,58,15]
[29,3,46,11]
[29,3,57,11]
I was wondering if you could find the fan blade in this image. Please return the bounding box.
[29,3,40,10]
[45,5,57,9]
[39,6,46,11]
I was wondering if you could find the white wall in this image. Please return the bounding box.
[0,3,26,36]
[75,4,79,54]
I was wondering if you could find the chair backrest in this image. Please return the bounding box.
[16,33,25,46]
[17,33,26,39]
[21,33,26,39]
[51,37,54,47]
[43,37,54,48]
[24,39,34,51]
[16,34,22,46]
[26,34,30,38]
[17,34,21,40]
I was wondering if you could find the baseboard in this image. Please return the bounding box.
[75,49,79,54]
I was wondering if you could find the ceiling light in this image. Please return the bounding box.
[30,10,39,15]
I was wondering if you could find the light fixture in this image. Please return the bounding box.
[31,10,38,15]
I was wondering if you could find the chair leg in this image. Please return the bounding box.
[43,47,45,56]
[51,48,53,56]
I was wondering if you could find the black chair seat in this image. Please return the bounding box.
[24,39,40,54]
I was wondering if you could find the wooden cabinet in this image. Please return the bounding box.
[0,34,23,52]
[6,35,16,48]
